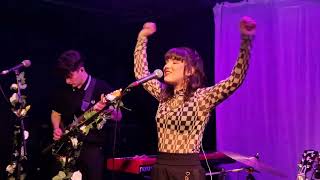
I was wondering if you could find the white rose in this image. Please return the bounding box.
[6,163,16,174]
[24,130,29,140]
[9,93,18,104]
[71,170,82,180]
[10,84,18,91]
[70,137,78,148]
[52,171,66,180]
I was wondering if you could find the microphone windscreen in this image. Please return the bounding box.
[154,69,163,78]
[22,60,31,67]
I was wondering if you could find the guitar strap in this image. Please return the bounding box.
[81,75,96,112]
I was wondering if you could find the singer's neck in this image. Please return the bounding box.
[174,81,187,93]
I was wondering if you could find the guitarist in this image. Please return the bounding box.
[50,50,122,180]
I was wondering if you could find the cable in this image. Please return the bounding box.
[111,100,122,180]
[201,142,213,180]
[0,82,11,106]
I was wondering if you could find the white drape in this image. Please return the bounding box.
[214,0,320,179]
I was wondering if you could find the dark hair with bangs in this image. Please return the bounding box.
[160,47,206,102]
[56,50,85,78]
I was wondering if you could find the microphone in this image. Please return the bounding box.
[1,60,32,75]
[128,69,163,88]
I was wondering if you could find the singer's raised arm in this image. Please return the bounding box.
[134,23,162,101]
[200,35,252,110]
[196,15,255,110]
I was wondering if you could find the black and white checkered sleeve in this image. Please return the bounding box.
[134,36,162,101]
[198,35,253,109]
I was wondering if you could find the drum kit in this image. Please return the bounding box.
[106,151,288,179]
[107,150,320,180]
[204,151,288,180]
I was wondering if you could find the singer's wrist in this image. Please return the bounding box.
[137,35,148,41]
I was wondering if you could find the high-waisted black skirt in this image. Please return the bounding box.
[151,153,206,180]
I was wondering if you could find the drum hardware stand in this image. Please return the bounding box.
[205,167,256,180]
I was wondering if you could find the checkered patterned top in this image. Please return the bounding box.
[134,35,252,153]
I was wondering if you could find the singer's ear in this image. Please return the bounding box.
[185,67,195,77]
[79,67,85,72]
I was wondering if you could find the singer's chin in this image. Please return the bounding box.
[163,78,175,85]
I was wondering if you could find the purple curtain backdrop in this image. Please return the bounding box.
[213,0,320,179]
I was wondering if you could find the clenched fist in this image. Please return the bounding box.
[138,22,157,38]
[240,16,256,36]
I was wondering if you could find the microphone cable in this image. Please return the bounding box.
[201,142,213,180]
[111,97,123,180]
[0,82,11,106]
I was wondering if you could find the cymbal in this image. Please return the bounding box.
[199,152,236,164]
[222,151,287,178]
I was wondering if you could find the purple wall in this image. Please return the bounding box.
[214,0,320,179]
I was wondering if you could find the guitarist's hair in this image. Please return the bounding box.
[56,50,86,77]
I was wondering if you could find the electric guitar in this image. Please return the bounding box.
[297,150,319,180]
[69,89,122,130]
[42,89,122,155]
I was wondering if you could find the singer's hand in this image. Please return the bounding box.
[138,22,157,38]
[240,16,256,36]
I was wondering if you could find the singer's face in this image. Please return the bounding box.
[163,58,186,88]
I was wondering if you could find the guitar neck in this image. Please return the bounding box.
[77,100,104,125]
[67,89,122,130]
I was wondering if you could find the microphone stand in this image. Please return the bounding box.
[110,85,134,180]
[7,70,28,180]
[15,69,28,180]
[205,167,257,180]
[246,168,256,180]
